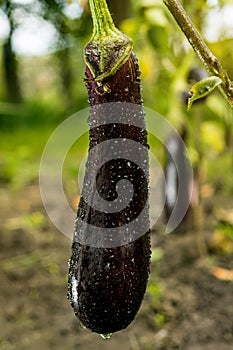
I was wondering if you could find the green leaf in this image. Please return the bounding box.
[187,76,222,110]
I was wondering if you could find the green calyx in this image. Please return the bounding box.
[85,0,133,82]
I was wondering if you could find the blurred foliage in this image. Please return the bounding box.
[0,126,53,189]
[147,280,163,308]
[5,211,47,231]
[0,0,232,124]
[2,249,61,276]
[212,223,233,255]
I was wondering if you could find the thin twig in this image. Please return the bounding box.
[163,0,233,108]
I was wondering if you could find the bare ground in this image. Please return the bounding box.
[0,183,232,350]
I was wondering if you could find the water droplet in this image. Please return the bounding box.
[100,333,113,340]
[80,322,87,330]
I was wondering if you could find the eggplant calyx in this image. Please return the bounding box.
[85,0,133,82]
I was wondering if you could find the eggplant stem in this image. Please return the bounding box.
[86,0,133,82]
[89,0,117,38]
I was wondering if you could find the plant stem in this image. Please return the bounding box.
[89,0,118,38]
[163,0,233,108]
[86,0,132,82]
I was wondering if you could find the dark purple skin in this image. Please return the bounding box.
[67,51,151,334]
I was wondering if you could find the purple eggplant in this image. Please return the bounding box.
[67,0,150,336]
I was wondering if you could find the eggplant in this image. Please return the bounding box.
[67,0,150,336]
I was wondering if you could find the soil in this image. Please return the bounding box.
[0,183,232,350]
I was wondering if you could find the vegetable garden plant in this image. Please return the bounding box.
[67,0,233,338]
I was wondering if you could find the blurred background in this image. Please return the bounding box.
[0,0,233,349]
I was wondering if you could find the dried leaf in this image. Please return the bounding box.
[212,266,233,281]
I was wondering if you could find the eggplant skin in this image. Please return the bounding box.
[67,52,151,334]
[68,233,150,334]
[85,52,143,106]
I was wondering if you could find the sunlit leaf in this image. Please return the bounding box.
[187,76,222,110]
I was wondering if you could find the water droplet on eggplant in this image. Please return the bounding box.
[100,333,113,340]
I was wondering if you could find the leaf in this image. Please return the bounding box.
[212,267,233,281]
[187,76,222,110]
